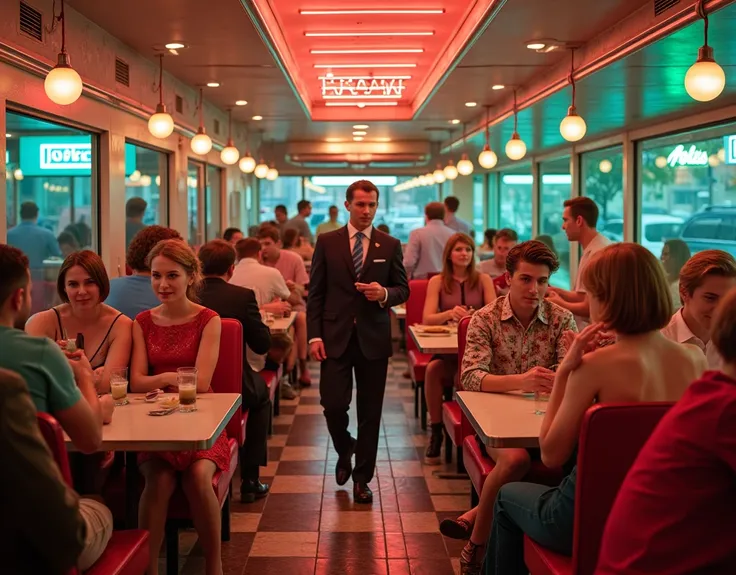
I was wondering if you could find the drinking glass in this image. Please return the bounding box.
[110,367,129,406]
[534,390,550,415]
[177,367,198,412]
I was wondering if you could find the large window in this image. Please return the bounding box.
[5,111,97,313]
[539,158,572,288]
[472,174,486,245]
[639,124,736,258]
[124,142,167,247]
[187,161,203,247]
[205,165,222,241]
[582,146,624,243]
[499,167,533,241]
[258,176,302,224]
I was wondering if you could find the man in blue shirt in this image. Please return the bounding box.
[444,196,472,235]
[106,225,182,320]
[7,202,61,276]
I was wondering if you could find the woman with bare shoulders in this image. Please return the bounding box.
[480,243,707,575]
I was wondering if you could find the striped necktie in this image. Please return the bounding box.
[352,231,364,276]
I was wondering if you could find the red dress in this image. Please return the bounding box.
[136,308,231,472]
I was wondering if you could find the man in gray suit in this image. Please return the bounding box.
[403,202,456,279]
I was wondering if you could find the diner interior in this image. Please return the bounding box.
[2,0,736,573]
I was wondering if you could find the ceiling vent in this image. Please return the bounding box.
[115,58,130,87]
[19,2,43,42]
[654,0,680,16]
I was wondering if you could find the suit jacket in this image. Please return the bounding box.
[199,278,272,407]
[307,225,409,360]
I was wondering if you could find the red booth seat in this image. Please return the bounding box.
[406,279,430,429]
[408,349,432,383]
[441,316,473,468]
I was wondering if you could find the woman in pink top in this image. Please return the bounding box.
[129,240,224,575]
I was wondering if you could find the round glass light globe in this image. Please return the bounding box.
[140,175,152,187]
[190,133,213,155]
[254,162,269,179]
[44,66,83,106]
[505,138,527,161]
[220,145,240,165]
[457,158,474,176]
[443,163,459,180]
[655,156,668,169]
[148,112,174,139]
[478,148,498,169]
[266,168,279,181]
[599,159,613,174]
[433,169,446,183]
[685,60,726,102]
[13,168,24,181]
[129,170,141,182]
[559,113,587,142]
[239,155,256,173]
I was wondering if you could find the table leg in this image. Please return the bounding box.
[125,451,140,528]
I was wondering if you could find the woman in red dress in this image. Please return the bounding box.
[129,239,224,575]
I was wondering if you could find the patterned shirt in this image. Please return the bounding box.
[460,295,577,392]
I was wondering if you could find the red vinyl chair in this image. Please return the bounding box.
[163,319,244,575]
[36,413,149,575]
[441,315,474,471]
[406,279,432,429]
[524,402,674,575]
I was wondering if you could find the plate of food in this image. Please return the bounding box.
[414,325,454,336]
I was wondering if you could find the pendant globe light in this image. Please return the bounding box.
[433,164,446,183]
[220,109,240,165]
[478,106,498,169]
[505,90,527,161]
[685,0,726,102]
[559,49,587,142]
[254,160,269,179]
[44,0,83,106]
[266,163,279,181]
[456,123,475,176]
[148,54,175,139]
[190,88,213,155]
[239,123,256,173]
[443,160,459,180]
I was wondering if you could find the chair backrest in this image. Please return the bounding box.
[36,412,74,488]
[456,315,472,390]
[573,402,673,575]
[405,279,429,353]
[210,318,244,443]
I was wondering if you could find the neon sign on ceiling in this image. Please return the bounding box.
[320,76,408,100]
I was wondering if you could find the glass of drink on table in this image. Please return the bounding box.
[534,390,550,415]
[110,367,129,406]
[177,367,198,412]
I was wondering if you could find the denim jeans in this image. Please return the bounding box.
[484,466,577,575]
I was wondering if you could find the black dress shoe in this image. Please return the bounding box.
[335,437,357,486]
[353,482,373,504]
[240,479,270,503]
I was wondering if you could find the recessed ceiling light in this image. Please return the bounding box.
[305,31,434,37]
[353,131,367,136]
[353,124,369,129]
[353,136,365,141]
[311,49,424,54]
[165,42,186,50]
[235,100,248,106]
[492,84,505,90]
[314,64,417,69]
[252,115,263,121]
[465,102,477,107]
[526,42,546,50]
[450,119,460,124]
[206,82,220,88]
[300,9,444,14]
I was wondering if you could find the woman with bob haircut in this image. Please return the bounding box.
[26,250,133,394]
[129,239,225,575]
[480,243,707,575]
[421,232,496,464]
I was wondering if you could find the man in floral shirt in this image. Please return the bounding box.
[445,240,576,575]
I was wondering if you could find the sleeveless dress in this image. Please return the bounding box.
[52,307,124,369]
[136,308,231,472]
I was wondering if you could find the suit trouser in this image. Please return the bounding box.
[320,329,389,484]
[240,373,272,480]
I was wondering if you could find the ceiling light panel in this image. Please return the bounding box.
[305,31,434,37]
[310,49,424,54]
[353,125,369,129]
[314,64,417,68]
[300,9,445,15]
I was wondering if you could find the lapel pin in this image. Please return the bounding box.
[375,242,380,248]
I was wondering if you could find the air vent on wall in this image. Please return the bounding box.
[175,95,183,114]
[19,2,43,42]
[654,0,680,16]
[115,58,130,87]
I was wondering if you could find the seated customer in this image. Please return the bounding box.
[198,240,274,502]
[445,241,576,574]
[129,239,225,575]
[0,245,112,452]
[282,227,314,262]
[478,228,497,260]
[598,288,736,575]
[662,249,736,370]
[660,238,691,310]
[107,225,183,320]
[222,227,243,245]
[26,250,132,394]
[484,243,707,575]
[479,228,518,295]
[422,233,496,464]
[1,368,112,573]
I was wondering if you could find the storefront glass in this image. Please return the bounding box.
[539,157,572,288]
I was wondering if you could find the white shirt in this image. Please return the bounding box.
[229,258,290,307]
[574,232,612,328]
[347,221,372,266]
[661,309,722,370]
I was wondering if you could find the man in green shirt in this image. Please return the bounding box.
[316,204,342,236]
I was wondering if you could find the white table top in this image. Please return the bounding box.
[456,390,542,449]
[64,393,242,452]
[269,311,297,334]
[409,325,458,355]
[391,305,406,319]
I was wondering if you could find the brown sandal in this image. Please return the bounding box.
[439,517,473,540]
